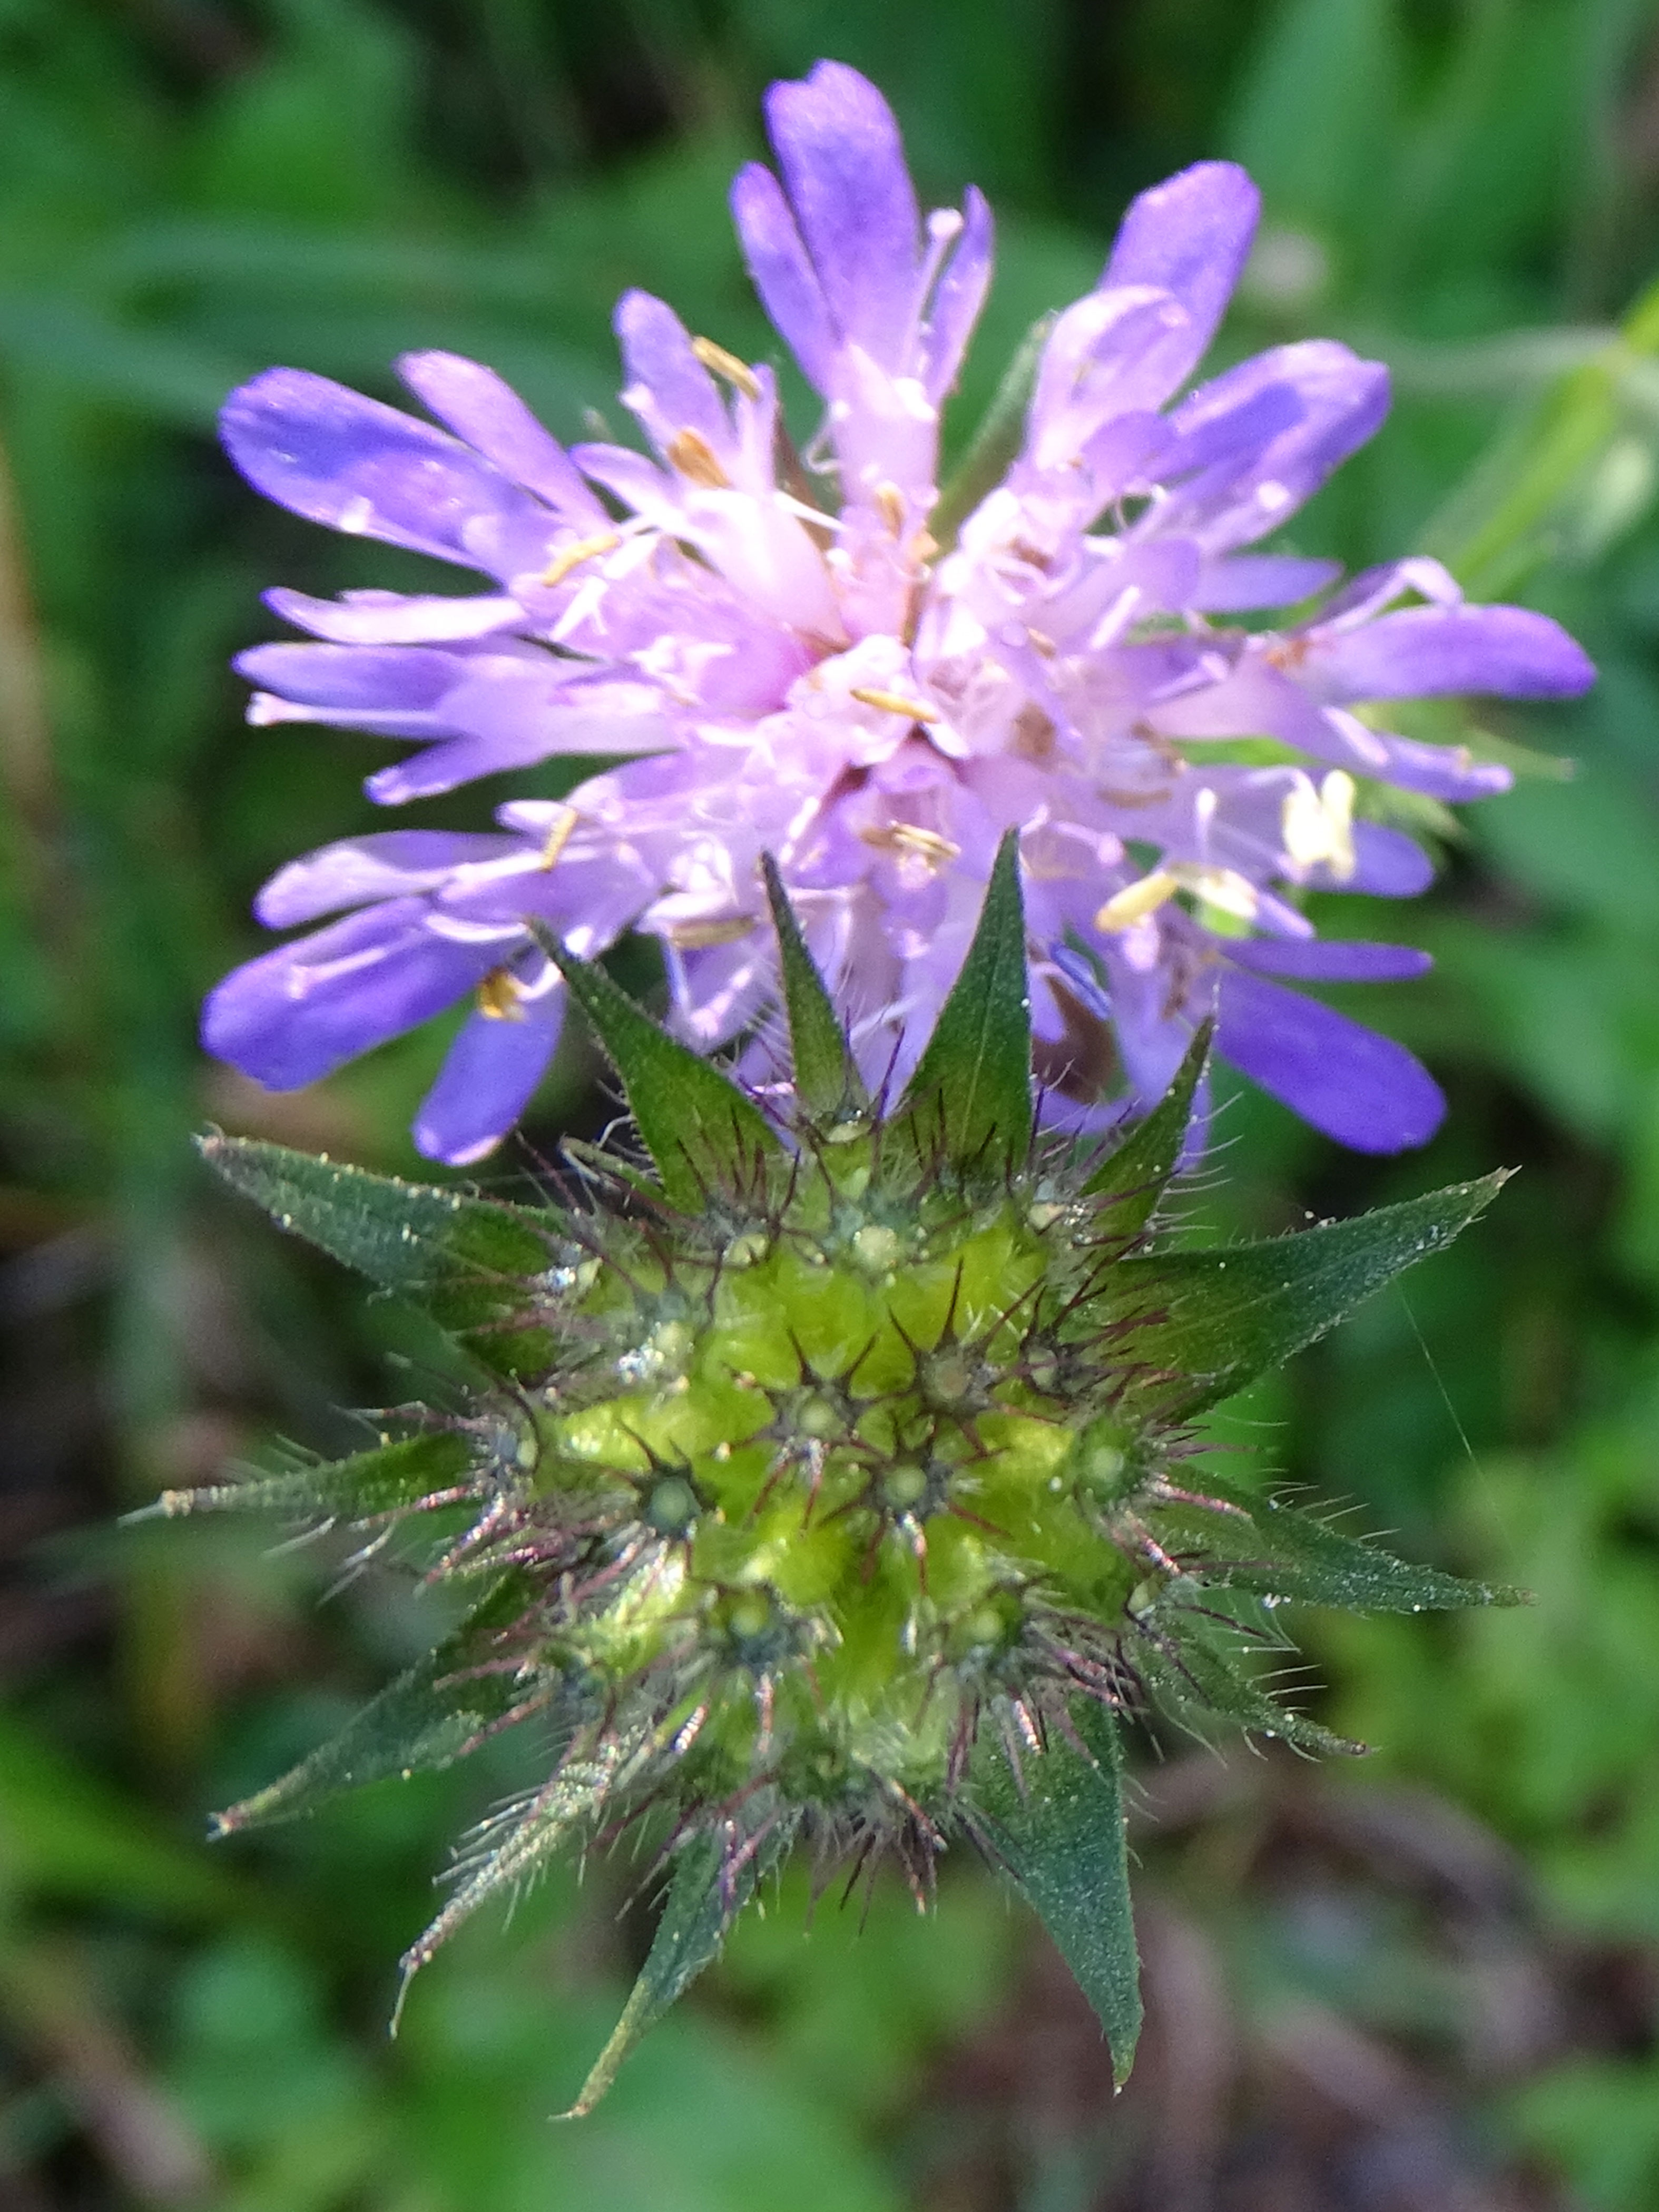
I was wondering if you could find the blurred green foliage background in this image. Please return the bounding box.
[7,1,1659,2205]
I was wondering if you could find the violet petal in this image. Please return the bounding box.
[1344,822,1437,898]
[1188,555,1342,612]
[1354,724,1514,802]
[1165,343,1390,549]
[413,998,563,1165]
[255,832,525,927]
[764,62,919,363]
[1305,604,1597,702]
[220,368,549,574]
[1217,968,1445,1151]
[396,351,605,520]
[730,161,837,392]
[1313,556,1460,628]
[202,902,492,1090]
[266,587,525,645]
[362,685,670,807]
[1103,161,1260,387]
[1225,938,1432,983]
[921,185,994,402]
[235,641,465,712]
[1028,289,1196,468]
[615,291,731,458]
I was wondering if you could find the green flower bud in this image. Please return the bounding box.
[170,837,1515,2108]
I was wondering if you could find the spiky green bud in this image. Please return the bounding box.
[168,836,1512,2105]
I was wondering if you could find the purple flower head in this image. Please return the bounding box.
[205,62,1594,1165]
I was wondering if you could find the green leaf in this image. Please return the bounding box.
[931,311,1054,552]
[1423,278,1659,596]
[1137,1608,1364,1757]
[212,1576,549,1834]
[1224,0,1403,240]
[149,1431,475,1528]
[198,1136,561,1376]
[890,831,1032,1175]
[0,290,246,428]
[972,1701,1141,2086]
[536,929,780,1213]
[1152,1483,1521,1613]
[562,1822,792,2117]
[0,1712,237,1920]
[761,852,866,1119]
[1121,1172,1510,1413]
[1083,1021,1212,1233]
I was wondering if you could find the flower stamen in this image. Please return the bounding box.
[690,336,761,400]
[1095,870,1177,932]
[859,823,961,866]
[850,686,940,723]
[539,531,620,588]
[539,807,580,870]
[1173,864,1260,923]
[667,429,731,489]
[662,915,758,949]
[1282,770,1357,878]
[477,968,526,1020]
[1096,861,1262,934]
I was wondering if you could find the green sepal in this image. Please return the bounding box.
[1121,1171,1510,1413]
[972,1700,1141,2086]
[211,1574,546,1834]
[395,1724,639,2033]
[1083,1021,1212,1234]
[535,927,780,1212]
[1153,1480,1522,1613]
[559,1136,677,1211]
[198,1136,560,1377]
[561,1819,797,2117]
[931,311,1056,552]
[1136,1607,1364,1757]
[889,831,1032,1176]
[150,1431,475,1529]
[761,852,867,1119]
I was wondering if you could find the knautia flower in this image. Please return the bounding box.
[202,62,1593,1166]
[174,851,1511,2103]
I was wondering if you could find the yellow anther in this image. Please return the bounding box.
[477,968,525,1021]
[690,336,761,400]
[849,685,940,722]
[875,482,906,534]
[1011,705,1057,764]
[539,530,619,588]
[1282,769,1357,878]
[1097,860,1263,935]
[859,822,961,866]
[1176,864,1260,923]
[1095,870,1177,932]
[908,529,940,564]
[662,914,757,949]
[538,806,579,869]
[667,428,730,488]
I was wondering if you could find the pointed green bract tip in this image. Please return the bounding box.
[529,921,780,1211]
[890,829,1032,1173]
[1083,1019,1212,1233]
[187,866,1514,2109]
[761,850,867,1120]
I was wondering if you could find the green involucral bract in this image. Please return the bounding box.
[174,832,1514,2106]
